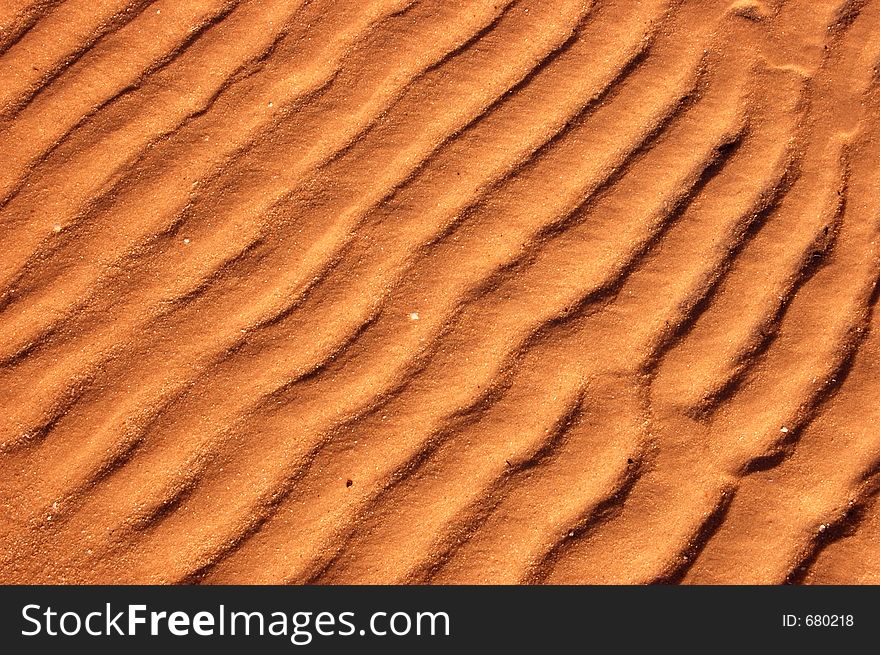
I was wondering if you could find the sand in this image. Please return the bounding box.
[0,0,878,584]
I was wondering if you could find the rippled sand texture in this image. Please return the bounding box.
[0,0,878,584]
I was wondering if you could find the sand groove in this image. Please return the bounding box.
[1,0,879,584]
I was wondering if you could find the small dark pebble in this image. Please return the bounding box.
[346,479,353,488]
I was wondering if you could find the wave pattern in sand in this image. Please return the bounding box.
[0,0,879,584]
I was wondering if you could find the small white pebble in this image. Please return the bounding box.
[819,524,827,532]
[52,224,62,233]
[780,426,789,433]
[409,312,419,321]
[156,9,161,13]
[268,101,274,108]
[183,238,190,244]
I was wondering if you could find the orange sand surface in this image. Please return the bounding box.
[0,0,879,584]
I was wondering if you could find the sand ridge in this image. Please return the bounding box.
[0,0,878,584]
